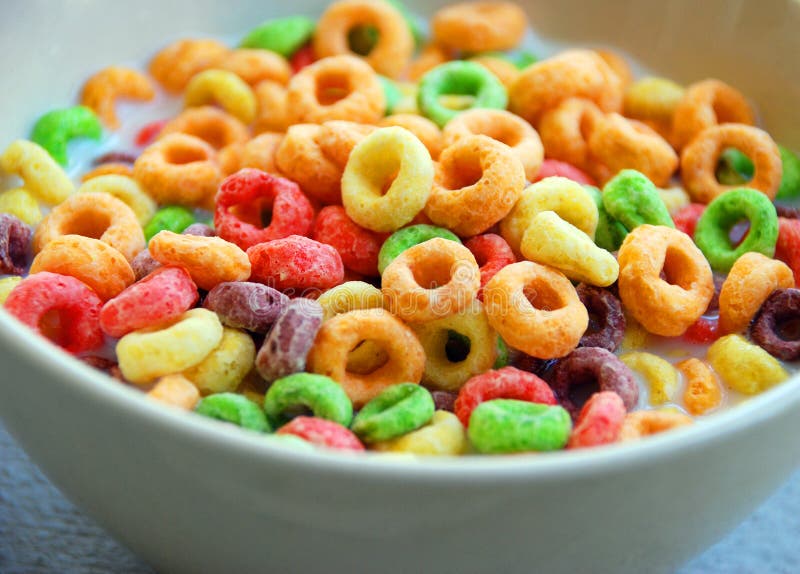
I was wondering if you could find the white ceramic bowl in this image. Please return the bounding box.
[2,1,800,573]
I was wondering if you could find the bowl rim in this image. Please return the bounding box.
[1,307,799,483]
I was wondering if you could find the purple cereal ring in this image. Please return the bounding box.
[183,223,216,237]
[750,288,800,361]
[577,284,625,352]
[430,390,458,412]
[510,352,558,379]
[205,281,289,333]
[131,248,161,281]
[551,347,639,420]
[0,214,32,275]
[256,297,323,382]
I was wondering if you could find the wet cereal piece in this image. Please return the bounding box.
[567,391,626,449]
[576,284,626,352]
[0,214,32,275]
[750,289,800,361]
[707,334,788,395]
[617,410,693,442]
[147,374,200,410]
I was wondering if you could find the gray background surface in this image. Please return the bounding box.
[1,421,798,574]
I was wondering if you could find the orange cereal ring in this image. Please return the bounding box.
[149,38,230,94]
[220,132,283,177]
[313,0,414,79]
[618,225,714,337]
[133,133,221,208]
[538,97,604,173]
[275,123,342,204]
[219,49,291,86]
[483,261,588,359]
[425,135,526,237]
[307,308,426,407]
[617,410,693,441]
[380,114,443,160]
[442,109,543,181]
[469,56,520,89]
[676,358,722,416]
[509,50,623,126]
[316,120,376,168]
[33,192,144,262]
[159,106,249,150]
[680,124,782,203]
[30,235,135,301]
[595,49,633,87]
[148,231,251,290]
[407,43,451,82]
[672,79,755,150]
[80,163,134,182]
[718,252,794,334]
[431,2,527,52]
[382,238,480,323]
[285,55,385,125]
[253,81,290,134]
[587,113,678,187]
[80,66,155,130]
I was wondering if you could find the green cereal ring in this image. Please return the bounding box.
[602,169,674,231]
[417,61,508,128]
[144,206,196,242]
[239,16,315,57]
[379,76,403,115]
[263,373,353,428]
[377,224,461,274]
[31,106,103,166]
[694,187,779,273]
[718,146,800,200]
[195,393,271,432]
[494,337,509,369]
[468,399,572,454]
[777,146,800,199]
[585,185,628,251]
[351,383,434,443]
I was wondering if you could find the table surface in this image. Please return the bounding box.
[1,422,799,574]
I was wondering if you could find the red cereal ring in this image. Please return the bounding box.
[136,119,169,147]
[99,266,199,338]
[673,203,706,237]
[4,271,103,354]
[276,416,365,451]
[776,217,800,285]
[683,316,721,345]
[567,391,626,449]
[290,44,316,74]
[215,168,315,251]
[532,159,596,186]
[312,205,385,277]
[247,235,345,295]
[454,366,556,427]
[464,233,516,301]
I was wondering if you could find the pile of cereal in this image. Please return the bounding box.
[1,0,799,456]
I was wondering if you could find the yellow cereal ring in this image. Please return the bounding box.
[160,106,250,150]
[658,186,691,215]
[314,0,414,79]
[80,66,156,130]
[318,281,384,321]
[219,49,291,86]
[30,234,135,301]
[0,140,74,205]
[469,56,520,89]
[520,211,618,287]
[149,38,230,94]
[182,327,256,395]
[425,135,526,237]
[411,300,497,391]
[431,2,528,53]
[33,192,144,262]
[719,252,794,334]
[708,334,788,395]
[617,410,693,442]
[371,410,467,455]
[620,312,649,351]
[509,50,623,126]
[483,261,588,359]
[0,276,23,304]
[676,358,722,416]
[275,123,343,204]
[382,238,480,323]
[286,55,385,125]
[500,176,599,255]
[442,109,543,182]
[538,97,604,174]
[0,188,42,225]
[624,77,685,125]
[133,134,221,208]
[117,308,224,385]
[391,82,420,115]
[620,352,679,405]
[147,374,201,410]
[77,175,157,226]
[342,126,434,233]
[380,114,443,160]
[148,231,251,291]
[81,163,135,182]
[253,81,290,134]
[184,69,257,125]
